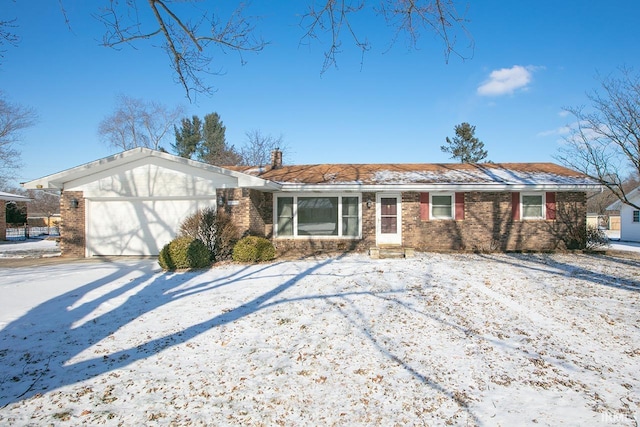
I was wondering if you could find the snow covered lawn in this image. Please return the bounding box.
[0,253,639,425]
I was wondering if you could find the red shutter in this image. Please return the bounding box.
[512,192,520,220]
[546,192,556,220]
[420,192,429,221]
[455,192,465,220]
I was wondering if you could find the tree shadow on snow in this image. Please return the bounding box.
[0,255,485,424]
[0,257,325,408]
[478,252,640,293]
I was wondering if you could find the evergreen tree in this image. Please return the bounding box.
[440,122,488,163]
[172,112,242,165]
[197,113,241,165]
[172,115,202,159]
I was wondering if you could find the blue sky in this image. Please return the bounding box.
[2,1,640,187]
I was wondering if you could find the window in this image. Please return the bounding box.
[298,197,338,236]
[633,210,640,223]
[276,197,294,236]
[275,195,361,238]
[522,194,544,219]
[431,194,454,219]
[342,197,359,236]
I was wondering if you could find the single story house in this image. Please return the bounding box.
[22,148,600,257]
[606,188,640,242]
[0,191,32,241]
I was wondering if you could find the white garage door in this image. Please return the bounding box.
[86,199,214,256]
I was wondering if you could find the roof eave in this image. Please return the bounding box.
[0,192,32,202]
[21,147,277,190]
[276,183,603,192]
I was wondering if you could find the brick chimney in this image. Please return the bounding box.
[270,148,283,169]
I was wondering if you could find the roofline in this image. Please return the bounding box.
[606,186,640,211]
[0,192,32,202]
[21,147,280,191]
[275,183,603,192]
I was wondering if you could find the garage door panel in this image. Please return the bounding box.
[87,199,214,256]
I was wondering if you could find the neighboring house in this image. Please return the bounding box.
[22,148,600,257]
[0,191,31,241]
[586,212,620,230]
[606,187,640,242]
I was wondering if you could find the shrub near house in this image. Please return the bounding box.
[232,236,276,263]
[158,237,210,270]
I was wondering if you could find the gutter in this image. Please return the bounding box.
[275,183,603,193]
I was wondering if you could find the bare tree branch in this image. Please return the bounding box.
[96,0,266,101]
[0,92,37,187]
[301,0,473,73]
[98,94,184,151]
[300,0,370,73]
[240,130,288,166]
[6,2,473,99]
[0,18,20,64]
[556,67,640,210]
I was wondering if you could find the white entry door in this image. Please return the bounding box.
[376,193,402,246]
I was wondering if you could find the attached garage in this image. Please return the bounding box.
[86,198,215,256]
[22,148,278,257]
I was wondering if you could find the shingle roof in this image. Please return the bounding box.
[230,162,597,187]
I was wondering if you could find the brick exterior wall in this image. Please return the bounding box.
[60,191,86,257]
[52,189,585,258]
[255,190,586,257]
[218,189,274,238]
[403,191,587,252]
[0,200,5,241]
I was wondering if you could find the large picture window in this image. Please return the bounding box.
[275,195,361,238]
[298,197,338,235]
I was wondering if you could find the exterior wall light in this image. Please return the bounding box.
[217,195,225,207]
[70,198,79,209]
[366,199,373,209]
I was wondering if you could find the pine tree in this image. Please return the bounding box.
[172,112,241,165]
[172,115,202,159]
[441,122,488,163]
[197,113,241,165]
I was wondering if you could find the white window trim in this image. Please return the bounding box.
[521,192,546,220]
[274,193,362,239]
[430,192,455,220]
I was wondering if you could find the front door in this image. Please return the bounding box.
[376,193,402,246]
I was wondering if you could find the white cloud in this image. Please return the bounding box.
[538,120,607,146]
[477,65,538,96]
[537,125,571,138]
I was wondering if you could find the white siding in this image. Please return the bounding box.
[620,203,640,242]
[65,157,236,198]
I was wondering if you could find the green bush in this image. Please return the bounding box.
[232,236,276,263]
[158,237,211,270]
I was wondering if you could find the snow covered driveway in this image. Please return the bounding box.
[0,253,638,426]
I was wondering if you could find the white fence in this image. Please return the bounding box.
[5,226,60,241]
